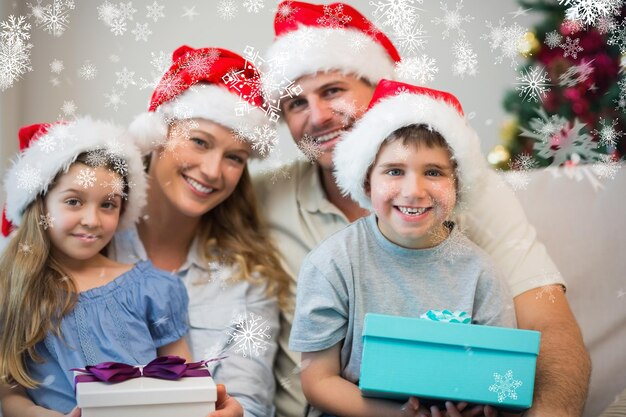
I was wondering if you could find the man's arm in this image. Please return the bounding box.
[514,286,591,417]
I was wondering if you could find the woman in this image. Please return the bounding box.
[1,46,290,417]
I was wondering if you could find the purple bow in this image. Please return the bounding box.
[73,355,223,385]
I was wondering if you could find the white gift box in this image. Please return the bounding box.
[75,371,217,417]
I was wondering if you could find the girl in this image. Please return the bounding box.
[0,117,192,415]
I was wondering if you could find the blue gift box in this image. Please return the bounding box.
[359,313,541,412]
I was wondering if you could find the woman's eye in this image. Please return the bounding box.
[426,169,442,177]
[386,169,402,176]
[191,137,208,148]
[228,154,246,164]
[65,198,81,206]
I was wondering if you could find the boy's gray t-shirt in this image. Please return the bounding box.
[289,213,516,385]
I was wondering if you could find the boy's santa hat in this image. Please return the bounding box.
[2,117,147,237]
[128,45,268,158]
[265,1,400,86]
[333,79,487,211]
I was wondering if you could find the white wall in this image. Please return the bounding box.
[0,0,541,202]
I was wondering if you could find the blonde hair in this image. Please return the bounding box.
[196,166,291,310]
[0,198,77,388]
[0,153,129,388]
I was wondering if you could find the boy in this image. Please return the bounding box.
[289,80,517,417]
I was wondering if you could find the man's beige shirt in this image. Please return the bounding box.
[253,159,564,417]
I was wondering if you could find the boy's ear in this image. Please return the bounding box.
[364,178,371,198]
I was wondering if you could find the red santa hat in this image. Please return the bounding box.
[265,1,400,86]
[333,79,487,211]
[128,45,269,158]
[2,117,147,237]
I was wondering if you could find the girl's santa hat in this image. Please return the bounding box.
[265,1,400,86]
[333,79,488,211]
[128,45,268,158]
[2,117,147,237]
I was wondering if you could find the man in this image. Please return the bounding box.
[254,2,591,417]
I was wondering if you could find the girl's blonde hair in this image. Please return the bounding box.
[0,153,128,388]
[195,165,291,310]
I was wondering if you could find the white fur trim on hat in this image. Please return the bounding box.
[265,26,396,86]
[333,93,488,211]
[129,84,268,159]
[4,117,147,231]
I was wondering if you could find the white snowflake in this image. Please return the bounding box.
[391,23,427,55]
[592,118,623,148]
[488,370,523,403]
[297,134,322,163]
[563,0,621,26]
[138,50,170,90]
[395,55,438,83]
[102,174,127,199]
[545,30,562,49]
[226,312,271,357]
[431,1,473,39]
[510,153,538,171]
[49,58,63,73]
[28,0,73,37]
[78,61,97,80]
[559,36,583,59]
[109,54,120,63]
[97,1,120,25]
[370,0,420,34]
[38,213,55,230]
[37,135,56,153]
[181,6,198,20]
[16,164,42,192]
[130,22,151,41]
[608,20,626,53]
[0,28,33,91]
[75,168,96,188]
[330,99,361,128]
[1,15,31,43]
[182,48,219,80]
[595,15,616,34]
[250,124,278,156]
[243,0,264,13]
[275,1,298,23]
[592,154,621,179]
[145,1,164,22]
[515,66,551,103]
[104,88,126,111]
[520,109,598,167]
[18,241,33,254]
[558,59,594,87]
[85,149,109,167]
[109,18,126,36]
[316,4,352,29]
[482,19,527,67]
[452,38,478,78]
[115,66,135,88]
[502,169,532,191]
[217,0,238,21]
[118,1,137,20]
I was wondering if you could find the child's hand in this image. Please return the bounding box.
[206,384,243,417]
[430,402,501,417]
[399,396,431,416]
[64,407,81,417]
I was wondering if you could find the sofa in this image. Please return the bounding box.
[505,164,626,417]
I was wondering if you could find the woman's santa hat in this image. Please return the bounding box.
[333,79,488,211]
[265,1,401,86]
[128,45,268,158]
[2,117,147,237]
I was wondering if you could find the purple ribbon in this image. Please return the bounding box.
[73,355,224,385]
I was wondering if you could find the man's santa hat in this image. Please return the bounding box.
[333,79,487,211]
[266,1,400,86]
[128,45,268,158]
[2,117,147,237]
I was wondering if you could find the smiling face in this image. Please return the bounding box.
[282,71,376,172]
[45,163,124,265]
[366,132,457,249]
[148,118,252,219]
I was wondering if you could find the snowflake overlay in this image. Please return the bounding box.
[0,15,33,91]
[243,0,264,13]
[431,1,473,39]
[39,213,55,230]
[482,19,527,67]
[545,30,562,49]
[452,39,478,78]
[592,118,623,148]
[217,0,238,21]
[297,134,322,163]
[562,0,621,26]
[396,55,438,83]
[78,61,97,80]
[608,20,626,53]
[558,59,594,87]
[249,124,278,156]
[145,1,165,23]
[104,89,126,111]
[370,0,421,35]
[226,312,271,357]
[488,370,523,403]
[115,66,135,88]
[515,66,551,103]
[131,22,151,41]
[559,36,583,59]
[75,168,97,188]
[28,0,74,37]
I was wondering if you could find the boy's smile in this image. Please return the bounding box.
[367,140,456,249]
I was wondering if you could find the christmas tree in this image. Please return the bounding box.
[492,0,625,172]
